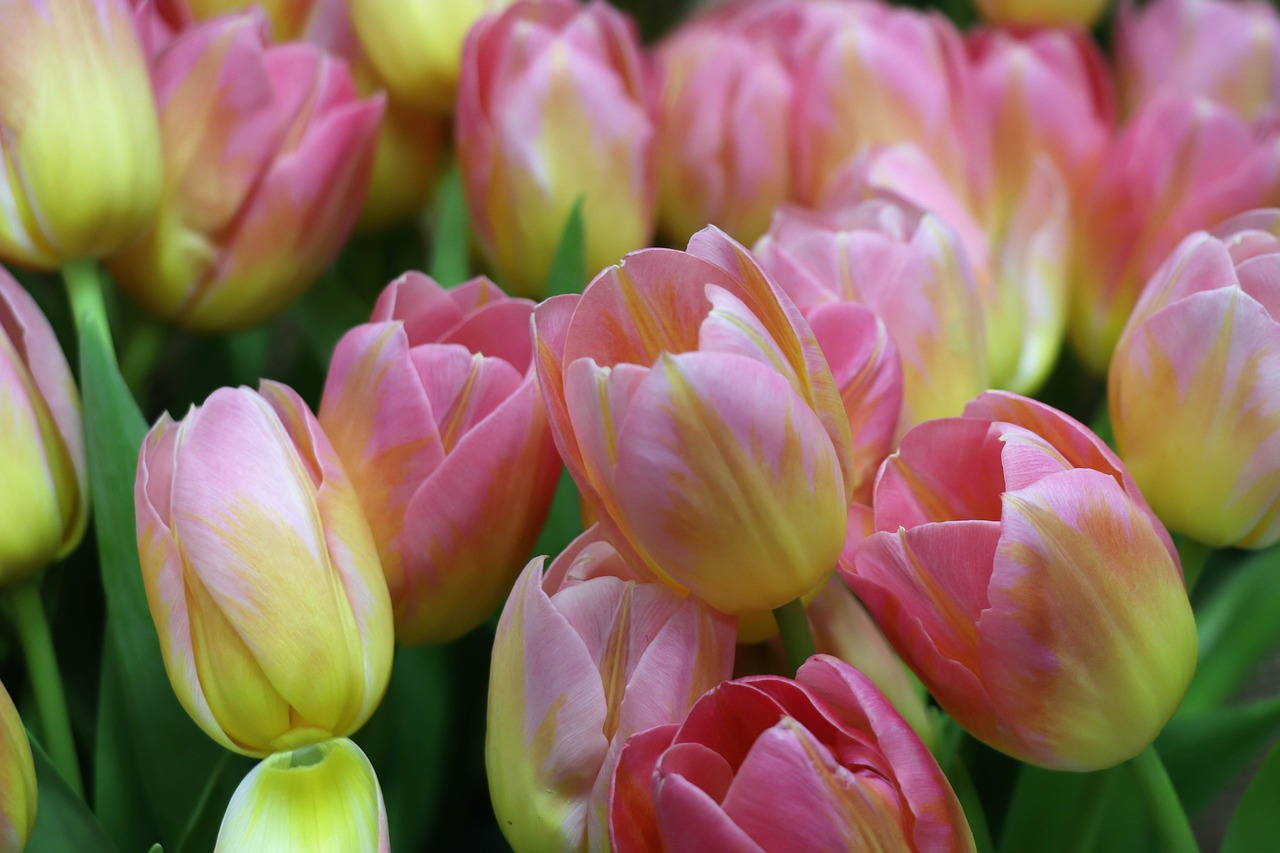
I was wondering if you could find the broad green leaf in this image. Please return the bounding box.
[173,751,254,853]
[430,165,472,287]
[1160,695,1280,815]
[545,198,586,297]
[532,469,585,561]
[945,756,995,853]
[1000,764,1149,853]
[26,734,121,853]
[1221,733,1280,852]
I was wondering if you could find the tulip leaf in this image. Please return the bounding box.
[430,165,472,287]
[1159,695,1280,816]
[1000,765,1149,853]
[545,198,587,297]
[27,732,121,853]
[1221,733,1280,853]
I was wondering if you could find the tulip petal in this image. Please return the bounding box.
[610,723,679,853]
[874,418,1005,530]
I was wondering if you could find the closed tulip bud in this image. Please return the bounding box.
[1069,95,1280,373]
[757,198,987,430]
[319,273,561,645]
[610,655,973,852]
[0,0,163,268]
[488,526,735,852]
[974,0,1108,28]
[108,13,382,331]
[0,268,88,584]
[215,738,389,852]
[135,383,394,756]
[534,227,856,616]
[0,681,36,852]
[1118,0,1280,124]
[1110,211,1280,549]
[456,0,655,298]
[846,391,1197,771]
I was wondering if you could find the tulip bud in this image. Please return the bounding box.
[0,0,163,268]
[846,391,1197,771]
[973,0,1108,29]
[488,526,735,851]
[0,268,88,585]
[1110,211,1280,549]
[215,738,389,852]
[135,383,394,756]
[1117,0,1280,124]
[1069,95,1280,373]
[610,656,973,852]
[319,273,561,645]
[456,0,656,298]
[0,680,36,852]
[533,227,856,616]
[107,13,382,331]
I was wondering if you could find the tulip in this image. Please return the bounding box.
[358,100,449,233]
[1069,95,1280,373]
[350,0,515,112]
[0,680,36,853]
[756,197,987,429]
[135,383,394,756]
[488,526,735,852]
[533,227,856,616]
[215,738,389,852]
[0,0,163,268]
[653,21,793,246]
[0,268,88,585]
[973,0,1108,29]
[610,655,973,852]
[456,0,655,298]
[1110,211,1280,549]
[319,273,561,645]
[107,12,382,331]
[1117,0,1280,124]
[183,0,318,40]
[845,391,1197,771]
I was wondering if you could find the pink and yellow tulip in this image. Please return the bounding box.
[533,227,857,616]
[845,391,1197,771]
[0,680,36,853]
[456,0,655,298]
[487,526,734,852]
[108,11,382,330]
[135,383,394,756]
[319,273,561,645]
[609,655,973,852]
[973,0,1108,29]
[1110,210,1280,549]
[0,267,88,586]
[0,0,163,268]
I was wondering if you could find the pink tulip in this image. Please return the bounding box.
[319,273,561,645]
[533,227,857,617]
[1069,95,1280,372]
[845,391,1197,771]
[609,655,973,852]
[487,526,735,852]
[108,10,382,330]
[1117,0,1280,124]
[1109,210,1280,549]
[456,0,655,297]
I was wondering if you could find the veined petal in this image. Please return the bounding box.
[874,418,1005,530]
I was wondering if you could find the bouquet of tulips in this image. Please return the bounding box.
[2,0,1280,850]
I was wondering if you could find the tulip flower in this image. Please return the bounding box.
[215,738,388,852]
[756,197,987,429]
[533,227,856,616]
[610,655,973,852]
[135,383,394,756]
[845,391,1197,771]
[0,680,36,853]
[1069,95,1280,373]
[456,0,655,298]
[488,526,735,852]
[319,273,561,645]
[0,267,88,586]
[1117,0,1280,124]
[973,0,1108,29]
[1110,211,1280,549]
[0,0,163,268]
[358,100,449,233]
[107,12,382,331]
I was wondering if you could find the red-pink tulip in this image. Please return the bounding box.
[846,391,1197,771]
[320,274,560,645]
[609,655,973,852]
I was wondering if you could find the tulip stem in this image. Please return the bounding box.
[1127,745,1199,853]
[62,260,111,343]
[6,579,83,797]
[1176,537,1213,595]
[773,598,815,676]
[1066,767,1119,853]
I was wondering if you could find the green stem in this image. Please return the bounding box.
[62,260,111,341]
[772,598,816,677]
[6,580,83,797]
[1066,767,1119,853]
[1127,745,1200,853]
[1177,537,1213,596]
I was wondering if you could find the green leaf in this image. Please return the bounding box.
[532,469,584,561]
[26,734,121,853]
[289,271,371,368]
[1000,765,1149,853]
[945,756,995,853]
[1160,695,1280,815]
[430,165,472,287]
[1222,733,1280,853]
[544,198,587,297]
